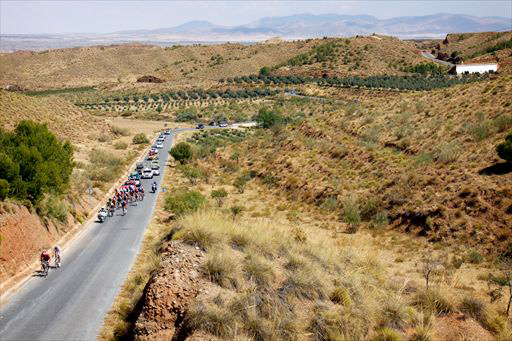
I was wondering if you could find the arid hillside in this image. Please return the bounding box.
[432,32,512,73]
[0,41,317,90]
[272,35,428,78]
[0,35,434,91]
[0,90,107,141]
[246,78,512,255]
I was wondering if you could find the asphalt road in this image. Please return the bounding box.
[420,51,454,66]
[0,129,180,341]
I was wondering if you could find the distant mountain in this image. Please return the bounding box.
[113,12,511,38]
[1,12,511,51]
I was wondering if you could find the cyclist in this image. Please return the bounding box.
[121,200,127,215]
[53,245,62,268]
[40,250,51,273]
[152,181,157,193]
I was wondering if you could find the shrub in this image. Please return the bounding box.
[434,142,459,164]
[113,141,128,150]
[0,121,74,203]
[413,290,454,316]
[496,132,512,162]
[36,195,69,223]
[111,126,129,136]
[342,196,361,233]
[164,190,206,216]
[204,251,239,288]
[233,174,250,193]
[467,250,483,264]
[373,328,403,341]
[230,205,243,220]
[459,297,488,326]
[132,133,149,144]
[330,287,352,306]
[170,142,193,164]
[211,188,228,207]
[179,164,202,184]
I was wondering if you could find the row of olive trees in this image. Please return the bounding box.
[82,88,279,106]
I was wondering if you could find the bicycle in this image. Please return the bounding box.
[41,260,50,276]
[54,254,61,268]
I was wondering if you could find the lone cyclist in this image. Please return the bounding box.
[53,245,62,268]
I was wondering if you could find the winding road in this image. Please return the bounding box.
[0,129,182,340]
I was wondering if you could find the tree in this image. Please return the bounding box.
[421,258,439,291]
[211,188,228,207]
[156,105,163,113]
[170,142,192,164]
[0,121,74,203]
[254,107,283,129]
[496,132,512,162]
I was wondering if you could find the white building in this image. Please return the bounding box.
[453,63,498,74]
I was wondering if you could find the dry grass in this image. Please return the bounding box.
[172,209,397,339]
[98,201,173,340]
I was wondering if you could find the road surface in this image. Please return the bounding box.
[0,129,179,341]
[420,51,454,66]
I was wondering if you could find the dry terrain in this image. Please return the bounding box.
[0,35,432,92]
[0,90,180,284]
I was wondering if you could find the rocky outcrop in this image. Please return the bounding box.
[133,241,204,341]
[136,75,164,83]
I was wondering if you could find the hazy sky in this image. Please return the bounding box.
[1,0,511,34]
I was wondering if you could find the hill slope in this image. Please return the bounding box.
[0,41,318,90]
[0,90,105,141]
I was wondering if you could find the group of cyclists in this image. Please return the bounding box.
[107,183,145,216]
[39,134,163,276]
[40,245,61,276]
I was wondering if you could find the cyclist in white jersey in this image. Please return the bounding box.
[53,245,62,268]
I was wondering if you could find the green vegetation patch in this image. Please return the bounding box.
[0,120,74,203]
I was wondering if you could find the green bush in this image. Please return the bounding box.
[164,190,206,216]
[0,121,74,203]
[211,188,228,207]
[170,142,193,164]
[254,107,285,129]
[132,133,149,144]
[496,132,512,162]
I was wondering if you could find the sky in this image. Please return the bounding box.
[1,0,511,35]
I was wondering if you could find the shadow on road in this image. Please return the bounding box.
[478,162,512,175]
[32,270,48,277]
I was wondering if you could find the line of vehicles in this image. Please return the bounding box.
[97,130,170,222]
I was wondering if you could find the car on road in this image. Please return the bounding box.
[165,130,171,135]
[156,141,164,149]
[196,123,205,129]
[152,165,160,176]
[151,160,160,169]
[218,121,228,127]
[136,162,144,174]
[142,168,153,179]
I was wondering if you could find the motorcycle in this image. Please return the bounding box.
[97,208,108,223]
[152,183,157,193]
